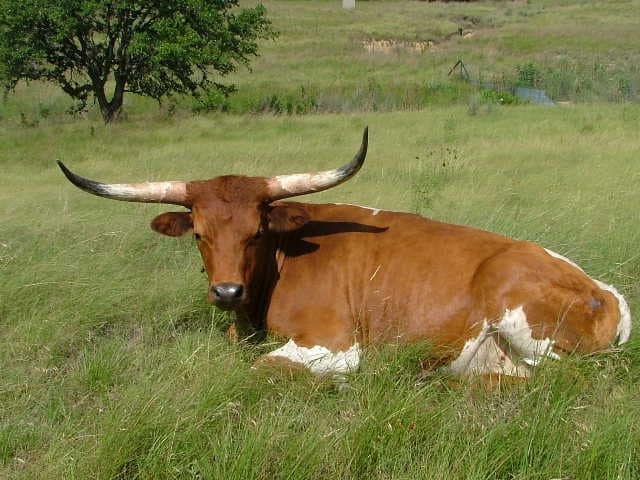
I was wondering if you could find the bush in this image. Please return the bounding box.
[192,88,232,114]
[516,62,543,88]
[252,86,318,115]
[480,89,521,105]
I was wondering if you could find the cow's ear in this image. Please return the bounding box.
[268,205,310,233]
[151,212,193,237]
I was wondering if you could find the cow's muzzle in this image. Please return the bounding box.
[211,283,245,308]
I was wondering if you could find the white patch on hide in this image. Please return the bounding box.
[545,248,632,345]
[449,321,531,377]
[593,280,632,345]
[332,203,381,215]
[497,306,560,365]
[449,306,558,378]
[544,248,584,271]
[266,340,361,374]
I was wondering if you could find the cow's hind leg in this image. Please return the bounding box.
[448,317,534,378]
[543,248,631,346]
[470,244,626,369]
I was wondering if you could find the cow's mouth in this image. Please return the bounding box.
[213,298,246,310]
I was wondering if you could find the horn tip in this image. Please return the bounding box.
[57,161,95,192]
[359,126,368,158]
[57,160,74,181]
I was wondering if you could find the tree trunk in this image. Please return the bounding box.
[98,101,122,123]
[101,100,123,123]
[94,77,125,124]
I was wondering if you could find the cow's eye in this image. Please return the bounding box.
[253,229,263,241]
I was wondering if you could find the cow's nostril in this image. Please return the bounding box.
[213,283,244,302]
[230,284,244,298]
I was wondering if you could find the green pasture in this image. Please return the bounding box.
[2,0,640,122]
[2,0,640,478]
[1,106,639,478]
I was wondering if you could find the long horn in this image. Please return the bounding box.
[266,126,368,200]
[57,161,189,206]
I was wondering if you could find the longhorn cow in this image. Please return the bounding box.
[58,128,631,378]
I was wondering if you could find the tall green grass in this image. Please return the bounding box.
[1,106,638,478]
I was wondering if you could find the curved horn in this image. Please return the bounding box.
[57,161,189,206]
[266,126,368,200]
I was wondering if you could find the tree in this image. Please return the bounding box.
[0,0,274,123]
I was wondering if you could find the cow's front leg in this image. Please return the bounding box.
[252,353,309,379]
[253,339,361,376]
[227,311,266,344]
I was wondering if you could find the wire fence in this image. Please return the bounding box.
[449,58,639,105]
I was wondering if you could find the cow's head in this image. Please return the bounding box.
[58,128,368,310]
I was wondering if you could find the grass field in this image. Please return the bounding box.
[1,0,640,478]
[2,106,639,478]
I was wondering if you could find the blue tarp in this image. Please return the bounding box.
[514,87,555,105]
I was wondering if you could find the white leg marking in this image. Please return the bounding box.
[545,248,632,345]
[497,306,560,365]
[266,340,361,374]
[449,307,559,378]
[449,321,531,377]
[448,321,491,374]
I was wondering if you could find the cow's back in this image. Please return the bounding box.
[266,203,515,349]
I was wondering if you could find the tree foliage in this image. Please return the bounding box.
[0,0,275,122]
